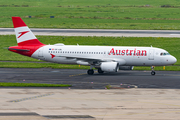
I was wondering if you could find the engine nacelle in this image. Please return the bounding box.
[119,66,134,70]
[100,62,119,72]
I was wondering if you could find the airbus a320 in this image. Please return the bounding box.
[8,17,177,75]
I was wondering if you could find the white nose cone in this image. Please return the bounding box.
[170,56,177,65]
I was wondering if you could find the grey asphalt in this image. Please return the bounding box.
[1,68,180,89]
[1,28,180,37]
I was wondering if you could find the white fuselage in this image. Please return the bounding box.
[31,45,177,66]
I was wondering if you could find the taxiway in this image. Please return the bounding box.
[0,68,180,89]
[1,28,180,37]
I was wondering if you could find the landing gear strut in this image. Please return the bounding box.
[151,66,156,75]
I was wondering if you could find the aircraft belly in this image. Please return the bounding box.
[54,57,77,64]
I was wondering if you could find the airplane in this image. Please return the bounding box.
[8,17,177,75]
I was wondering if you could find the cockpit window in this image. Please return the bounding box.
[160,52,170,56]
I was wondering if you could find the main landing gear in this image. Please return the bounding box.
[151,66,156,75]
[87,65,94,75]
[87,65,104,75]
[87,68,104,75]
[87,69,94,75]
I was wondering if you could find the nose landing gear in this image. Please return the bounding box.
[151,71,156,75]
[151,66,156,75]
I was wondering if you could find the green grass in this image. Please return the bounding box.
[0,82,71,87]
[0,62,89,69]
[0,62,178,71]
[0,0,180,29]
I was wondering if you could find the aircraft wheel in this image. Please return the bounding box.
[151,71,156,75]
[87,69,94,75]
[98,68,104,74]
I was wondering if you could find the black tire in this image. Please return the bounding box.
[87,69,94,75]
[98,68,104,74]
[151,71,156,75]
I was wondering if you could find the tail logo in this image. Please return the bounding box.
[18,31,29,38]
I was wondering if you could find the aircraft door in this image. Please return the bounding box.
[38,47,44,57]
[149,49,154,60]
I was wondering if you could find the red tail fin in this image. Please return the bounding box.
[9,17,45,57]
[12,17,44,46]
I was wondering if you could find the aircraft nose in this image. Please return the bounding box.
[170,56,177,64]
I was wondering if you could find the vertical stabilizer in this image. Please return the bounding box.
[12,17,44,46]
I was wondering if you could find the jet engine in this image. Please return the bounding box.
[100,62,119,72]
[119,66,134,70]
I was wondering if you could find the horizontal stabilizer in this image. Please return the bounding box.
[8,47,30,52]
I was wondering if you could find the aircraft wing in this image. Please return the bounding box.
[54,55,126,65]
